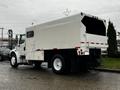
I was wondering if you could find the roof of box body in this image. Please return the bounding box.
[26,12,106,32]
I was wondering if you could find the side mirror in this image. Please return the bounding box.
[24,47,26,51]
[17,44,20,47]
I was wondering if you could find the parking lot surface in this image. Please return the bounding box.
[0,61,120,90]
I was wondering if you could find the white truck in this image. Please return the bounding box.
[10,13,108,74]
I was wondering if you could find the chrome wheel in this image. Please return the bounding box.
[10,54,18,68]
[11,57,16,65]
[53,58,62,71]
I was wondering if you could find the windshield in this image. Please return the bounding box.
[19,34,25,44]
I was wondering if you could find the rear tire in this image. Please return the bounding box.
[0,55,3,61]
[52,54,70,74]
[10,54,18,68]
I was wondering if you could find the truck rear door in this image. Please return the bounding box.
[81,16,108,53]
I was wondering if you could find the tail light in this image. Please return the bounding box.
[75,47,82,55]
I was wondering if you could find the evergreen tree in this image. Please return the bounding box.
[15,35,18,45]
[107,21,117,57]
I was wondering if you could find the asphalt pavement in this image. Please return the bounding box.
[0,60,120,90]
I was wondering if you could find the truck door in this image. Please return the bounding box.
[16,34,26,56]
[26,30,35,60]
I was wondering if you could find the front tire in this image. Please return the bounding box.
[10,54,18,68]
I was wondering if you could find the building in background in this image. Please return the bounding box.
[0,38,16,48]
[117,40,120,52]
[0,38,9,47]
[117,32,120,52]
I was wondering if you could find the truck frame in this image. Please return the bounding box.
[10,13,108,74]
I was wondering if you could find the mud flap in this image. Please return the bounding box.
[89,48,101,68]
[71,56,89,72]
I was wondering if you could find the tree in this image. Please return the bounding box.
[8,29,13,50]
[107,21,118,57]
[15,35,18,45]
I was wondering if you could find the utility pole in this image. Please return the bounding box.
[0,27,4,47]
[8,29,13,50]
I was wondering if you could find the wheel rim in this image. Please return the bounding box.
[53,58,62,71]
[11,57,16,65]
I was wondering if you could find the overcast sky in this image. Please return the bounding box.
[0,0,120,37]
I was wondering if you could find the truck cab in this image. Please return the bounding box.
[10,34,26,67]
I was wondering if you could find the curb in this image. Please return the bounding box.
[94,68,120,73]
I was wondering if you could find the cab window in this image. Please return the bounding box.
[26,31,34,38]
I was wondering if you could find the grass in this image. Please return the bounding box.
[101,57,120,69]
